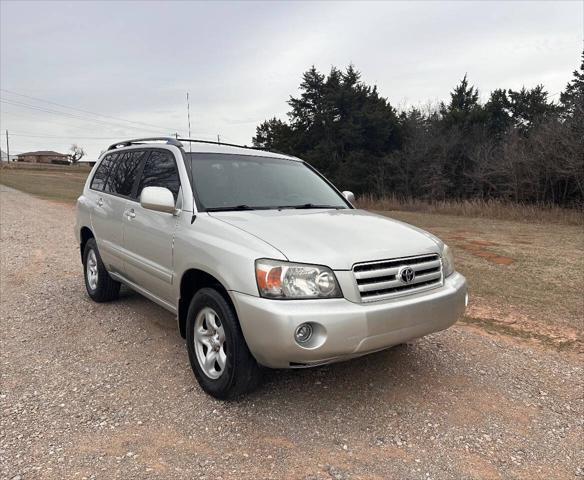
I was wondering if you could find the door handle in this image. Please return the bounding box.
[125,208,136,219]
[97,198,103,207]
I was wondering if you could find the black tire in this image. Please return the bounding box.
[83,238,121,302]
[186,288,261,399]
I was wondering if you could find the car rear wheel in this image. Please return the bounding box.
[186,288,261,399]
[83,238,120,302]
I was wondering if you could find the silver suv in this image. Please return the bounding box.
[76,137,467,399]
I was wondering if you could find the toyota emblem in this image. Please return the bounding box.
[399,266,416,283]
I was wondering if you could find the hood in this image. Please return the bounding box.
[208,209,441,270]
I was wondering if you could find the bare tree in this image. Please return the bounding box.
[69,144,85,164]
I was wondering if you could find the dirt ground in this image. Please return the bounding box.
[1,186,582,480]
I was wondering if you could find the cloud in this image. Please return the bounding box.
[1,0,581,159]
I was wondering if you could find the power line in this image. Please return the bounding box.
[1,109,211,141]
[1,109,110,132]
[8,132,129,140]
[0,118,213,141]
[0,98,172,134]
[0,88,181,133]
[0,124,228,149]
[1,109,161,136]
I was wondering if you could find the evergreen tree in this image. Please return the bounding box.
[508,85,559,135]
[253,118,294,152]
[560,50,584,118]
[439,74,485,130]
[484,89,512,138]
[252,56,583,206]
[253,65,401,193]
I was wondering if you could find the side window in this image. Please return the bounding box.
[108,151,146,198]
[137,150,180,201]
[90,153,117,191]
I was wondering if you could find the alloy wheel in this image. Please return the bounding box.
[194,307,227,379]
[86,249,99,291]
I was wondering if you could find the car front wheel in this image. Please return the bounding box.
[186,288,261,399]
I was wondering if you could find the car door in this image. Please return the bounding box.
[88,152,127,274]
[122,149,182,304]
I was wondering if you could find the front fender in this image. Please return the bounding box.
[173,213,287,299]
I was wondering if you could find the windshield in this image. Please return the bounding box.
[187,153,349,211]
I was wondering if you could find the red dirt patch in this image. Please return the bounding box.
[447,234,515,265]
[463,302,583,354]
[468,239,500,247]
[470,249,514,265]
[490,256,514,265]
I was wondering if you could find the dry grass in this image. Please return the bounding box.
[357,194,583,226]
[0,162,92,172]
[0,166,89,203]
[384,209,584,338]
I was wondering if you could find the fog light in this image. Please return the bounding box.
[294,323,313,344]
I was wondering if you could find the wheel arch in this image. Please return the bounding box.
[178,268,236,339]
[79,226,94,262]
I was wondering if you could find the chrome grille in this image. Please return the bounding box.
[353,253,443,302]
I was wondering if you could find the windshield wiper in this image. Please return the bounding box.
[278,203,345,210]
[205,204,258,212]
[206,204,345,212]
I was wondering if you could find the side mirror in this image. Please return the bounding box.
[342,190,355,204]
[140,186,176,214]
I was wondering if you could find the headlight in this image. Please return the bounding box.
[255,259,342,299]
[442,244,455,277]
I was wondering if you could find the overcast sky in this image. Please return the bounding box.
[1,0,582,160]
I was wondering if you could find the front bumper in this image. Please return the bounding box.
[231,272,467,368]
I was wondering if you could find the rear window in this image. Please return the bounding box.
[107,150,147,198]
[90,153,117,191]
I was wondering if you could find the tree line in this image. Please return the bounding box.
[253,52,583,207]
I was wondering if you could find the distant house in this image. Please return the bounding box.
[17,150,70,165]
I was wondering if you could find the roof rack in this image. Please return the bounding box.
[178,138,297,158]
[107,137,183,151]
[176,137,258,151]
[106,136,294,158]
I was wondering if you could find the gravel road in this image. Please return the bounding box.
[1,186,582,480]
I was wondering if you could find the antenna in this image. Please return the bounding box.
[186,92,192,153]
[5,130,10,162]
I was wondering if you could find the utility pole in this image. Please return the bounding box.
[217,134,221,144]
[5,130,9,162]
